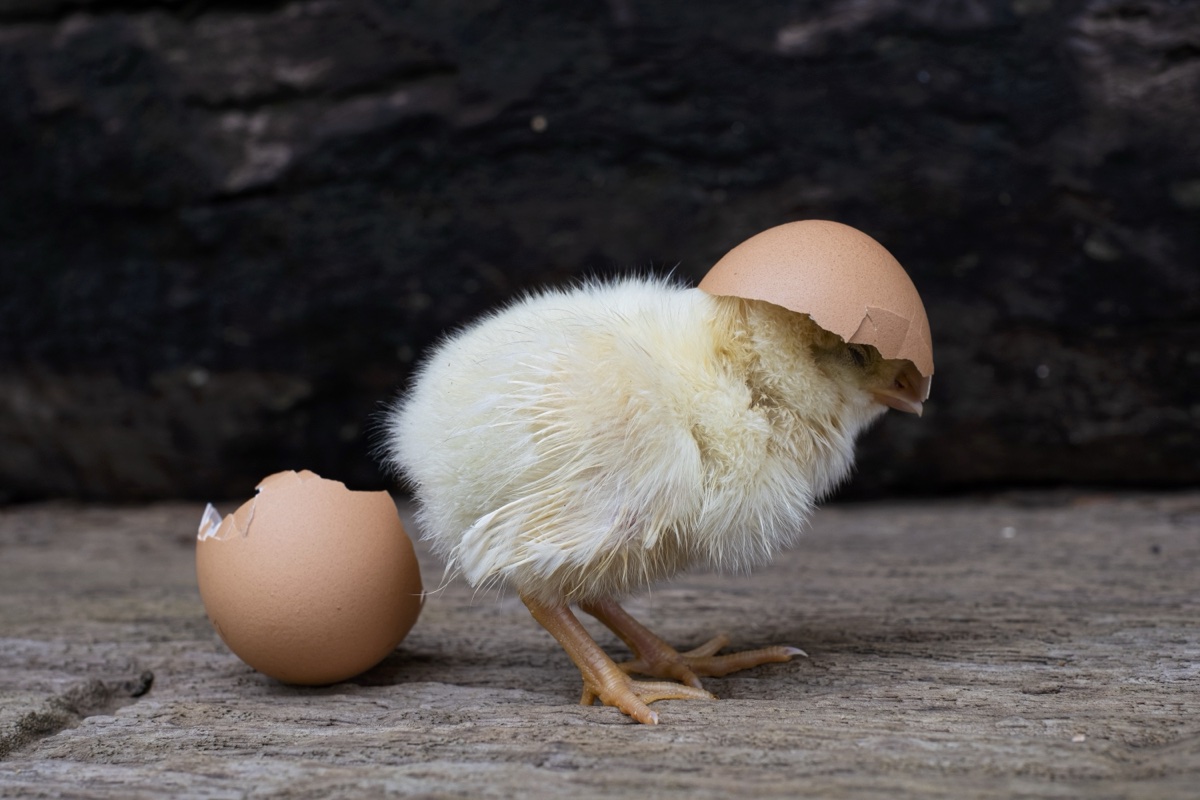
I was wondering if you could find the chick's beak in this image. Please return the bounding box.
[872,361,930,417]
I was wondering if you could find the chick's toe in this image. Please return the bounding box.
[581,598,804,689]
[579,678,715,726]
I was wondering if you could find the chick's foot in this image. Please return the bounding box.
[521,593,714,725]
[580,597,805,690]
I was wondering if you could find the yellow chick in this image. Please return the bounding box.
[384,256,930,723]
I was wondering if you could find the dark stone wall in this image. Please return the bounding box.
[1,0,1197,502]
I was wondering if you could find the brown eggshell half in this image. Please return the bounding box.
[196,470,422,685]
[699,220,934,395]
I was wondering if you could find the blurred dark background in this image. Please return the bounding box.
[1,0,1197,504]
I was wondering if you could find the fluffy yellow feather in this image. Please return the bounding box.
[383,276,923,723]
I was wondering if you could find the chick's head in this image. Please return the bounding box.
[736,297,926,426]
[817,339,927,418]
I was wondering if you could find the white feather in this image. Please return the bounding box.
[384,276,886,603]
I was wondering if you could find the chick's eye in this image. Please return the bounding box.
[846,344,868,368]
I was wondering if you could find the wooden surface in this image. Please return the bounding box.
[1,493,1198,798]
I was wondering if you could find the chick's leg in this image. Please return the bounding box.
[520,593,713,725]
[579,597,805,690]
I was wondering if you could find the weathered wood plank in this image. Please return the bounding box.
[1,494,1197,798]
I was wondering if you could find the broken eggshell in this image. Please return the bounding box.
[196,470,423,685]
[698,220,934,398]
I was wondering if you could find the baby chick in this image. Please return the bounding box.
[383,271,928,725]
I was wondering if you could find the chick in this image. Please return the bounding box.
[383,276,926,724]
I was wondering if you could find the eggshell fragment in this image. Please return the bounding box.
[196,470,422,685]
[699,220,934,396]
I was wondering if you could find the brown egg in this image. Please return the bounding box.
[699,220,933,397]
[196,470,423,685]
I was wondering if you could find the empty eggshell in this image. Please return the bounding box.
[196,470,422,685]
[699,220,933,397]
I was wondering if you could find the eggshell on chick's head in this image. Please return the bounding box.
[196,470,422,685]
[699,220,934,397]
